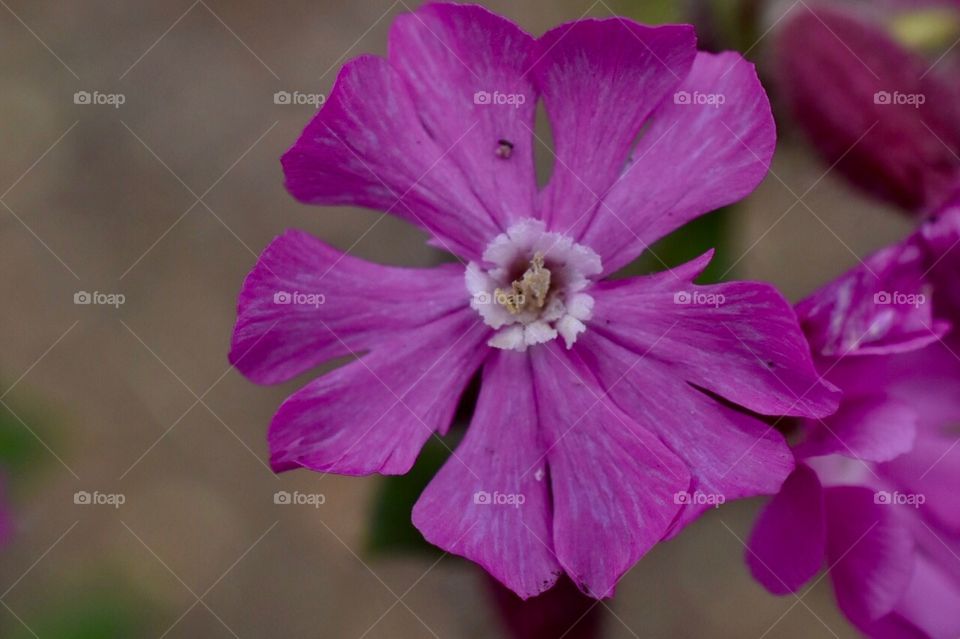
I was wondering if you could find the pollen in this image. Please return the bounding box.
[497,253,551,314]
[466,219,602,352]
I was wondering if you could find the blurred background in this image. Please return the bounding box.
[0,0,955,637]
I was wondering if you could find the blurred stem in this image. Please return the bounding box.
[486,572,605,639]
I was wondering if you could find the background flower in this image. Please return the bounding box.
[775,3,960,213]
[747,195,960,637]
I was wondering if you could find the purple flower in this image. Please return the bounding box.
[799,193,960,356]
[747,198,960,637]
[231,3,838,598]
[776,4,960,213]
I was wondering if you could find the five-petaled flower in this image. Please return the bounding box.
[230,2,839,598]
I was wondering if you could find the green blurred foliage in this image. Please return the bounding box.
[6,591,147,639]
[366,436,456,555]
[0,400,50,475]
[611,0,683,24]
[617,207,734,284]
[699,0,763,53]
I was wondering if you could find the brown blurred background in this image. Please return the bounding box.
[0,1,918,637]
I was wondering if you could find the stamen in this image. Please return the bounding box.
[466,219,602,352]
[497,253,551,314]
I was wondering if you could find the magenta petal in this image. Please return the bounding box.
[746,464,826,595]
[879,553,960,639]
[529,19,696,237]
[824,486,915,627]
[412,351,561,599]
[798,237,948,358]
[796,394,918,463]
[860,613,927,639]
[587,51,775,274]
[576,331,794,534]
[921,198,960,318]
[591,264,840,418]
[882,429,960,535]
[230,230,467,385]
[281,56,501,260]
[531,342,689,598]
[388,3,537,229]
[268,311,488,475]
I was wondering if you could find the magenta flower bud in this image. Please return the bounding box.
[776,5,960,213]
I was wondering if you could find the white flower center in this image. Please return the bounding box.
[466,219,602,351]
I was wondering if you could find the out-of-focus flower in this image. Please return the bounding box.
[775,4,960,213]
[232,2,839,598]
[797,195,960,356]
[747,198,960,638]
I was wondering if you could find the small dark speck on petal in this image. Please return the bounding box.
[496,139,514,159]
